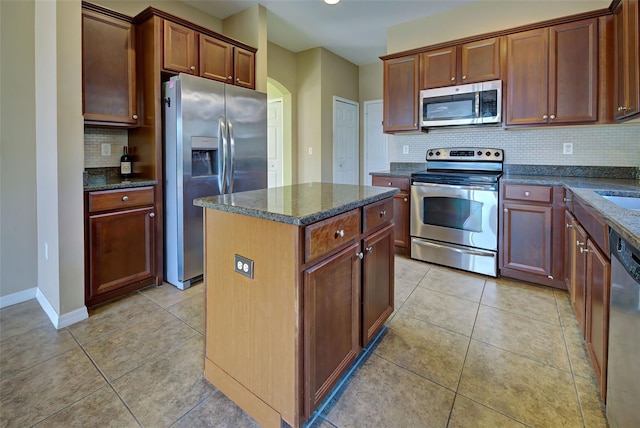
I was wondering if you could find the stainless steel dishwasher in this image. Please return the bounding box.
[607,229,640,428]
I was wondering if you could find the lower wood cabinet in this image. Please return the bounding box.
[85,187,157,307]
[499,183,565,288]
[565,196,610,401]
[372,175,410,251]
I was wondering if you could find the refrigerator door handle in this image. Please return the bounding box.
[228,119,236,194]
[219,117,227,194]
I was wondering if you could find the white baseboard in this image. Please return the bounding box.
[0,287,37,308]
[36,289,88,329]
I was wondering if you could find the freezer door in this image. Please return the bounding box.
[225,84,267,193]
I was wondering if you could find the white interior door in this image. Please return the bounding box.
[363,100,388,185]
[267,99,284,188]
[333,97,359,185]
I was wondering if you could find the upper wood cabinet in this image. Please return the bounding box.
[163,19,256,89]
[420,37,501,89]
[506,19,598,126]
[613,0,640,120]
[82,6,138,126]
[383,55,419,133]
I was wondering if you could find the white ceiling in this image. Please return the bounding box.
[180,0,479,66]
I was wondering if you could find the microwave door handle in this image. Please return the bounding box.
[475,92,481,120]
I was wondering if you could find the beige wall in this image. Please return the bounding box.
[0,0,38,299]
[320,49,359,182]
[387,0,611,54]
[267,42,298,184]
[90,0,222,32]
[296,48,322,183]
[358,62,384,183]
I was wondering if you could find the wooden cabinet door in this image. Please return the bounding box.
[383,55,419,132]
[614,0,640,120]
[87,206,155,306]
[420,46,457,89]
[461,37,501,83]
[501,202,553,277]
[82,9,137,126]
[585,240,611,401]
[234,47,256,89]
[564,210,576,296]
[573,223,588,336]
[506,28,549,125]
[163,20,197,74]
[393,193,409,248]
[549,19,598,123]
[199,35,233,83]
[304,242,360,417]
[362,224,394,346]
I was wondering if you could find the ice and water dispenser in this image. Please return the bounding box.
[191,136,218,177]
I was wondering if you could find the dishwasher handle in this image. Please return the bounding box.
[610,229,640,283]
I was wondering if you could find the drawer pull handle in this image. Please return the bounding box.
[566,223,573,229]
[524,191,530,197]
[366,246,374,254]
[122,196,129,201]
[335,229,345,238]
[380,210,387,217]
[149,213,155,218]
[356,252,363,260]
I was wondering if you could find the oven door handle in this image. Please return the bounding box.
[411,238,495,257]
[412,182,494,192]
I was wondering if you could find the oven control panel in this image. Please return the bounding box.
[426,148,503,161]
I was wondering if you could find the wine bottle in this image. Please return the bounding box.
[120,146,132,179]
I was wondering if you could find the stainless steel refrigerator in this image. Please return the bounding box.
[163,73,267,289]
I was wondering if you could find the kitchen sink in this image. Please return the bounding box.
[595,190,640,211]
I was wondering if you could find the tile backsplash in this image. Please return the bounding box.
[84,127,128,168]
[389,124,640,166]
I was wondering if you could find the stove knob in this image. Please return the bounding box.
[435,151,441,156]
[428,151,433,157]
[494,152,500,157]
[485,151,491,156]
[477,151,482,156]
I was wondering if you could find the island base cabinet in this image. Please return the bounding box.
[304,242,361,417]
[362,224,395,346]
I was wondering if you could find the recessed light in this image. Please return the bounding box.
[324,0,340,4]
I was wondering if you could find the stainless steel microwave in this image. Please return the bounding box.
[420,80,502,127]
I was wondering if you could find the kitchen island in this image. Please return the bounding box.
[193,183,399,428]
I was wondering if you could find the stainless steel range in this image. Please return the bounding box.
[410,148,503,277]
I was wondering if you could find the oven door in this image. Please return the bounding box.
[410,182,498,251]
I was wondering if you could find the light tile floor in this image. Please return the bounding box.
[0,256,608,427]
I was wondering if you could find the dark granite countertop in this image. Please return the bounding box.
[84,177,157,192]
[501,174,640,249]
[370,162,427,178]
[193,182,399,226]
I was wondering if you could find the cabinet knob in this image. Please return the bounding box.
[190,65,196,71]
[524,191,530,196]
[580,247,590,254]
[404,198,408,202]
[335,229,345,238]
[228,76,232,80]
[462,75,467,80]
[566,223,573,229]
[132,114,138,120]
[366,246,374,254]
[356,252,364,260]
[149,212,155,218]
[563,197,572,202]
[388,182,392,186]
[550,114,556,120]
[542,114,548,120]
[122,196,129,201]
[450,77,455,81]
[576,240,584,247]
[380,210,387,217]
[236,77,240,82]
[503,208,508,212]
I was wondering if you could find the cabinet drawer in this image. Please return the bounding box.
[372,176,410,191]
[503,184,553,203]
[573,199,609,254]
[363,198,394,234]
[305,209,360,262]
[88,187,154,213]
